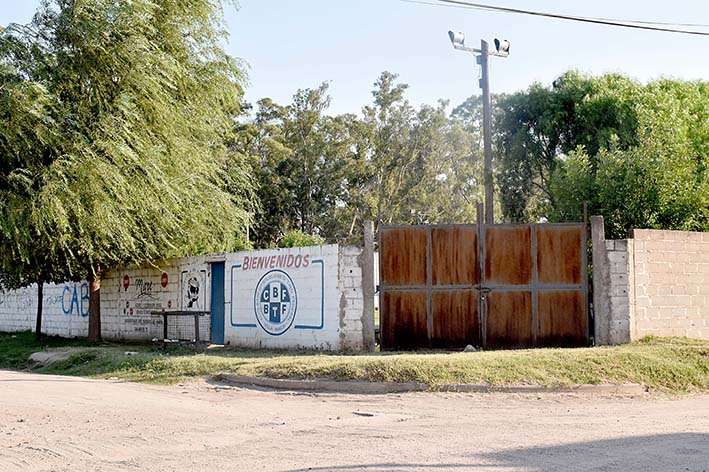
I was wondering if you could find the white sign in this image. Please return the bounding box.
[225,245,340,349]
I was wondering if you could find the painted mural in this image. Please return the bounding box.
[181,269,207,311]
[120,271,172,334]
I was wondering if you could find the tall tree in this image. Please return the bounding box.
[1,0,253,341]
[239,72,486,245]
[0,22,73,340]
[494,71,639,222]
[237,84,355,247]
[548,79,709,238]
[358,72,481,229]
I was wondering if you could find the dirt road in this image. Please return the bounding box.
[0,371,707,471]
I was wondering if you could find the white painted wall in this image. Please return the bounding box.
[101,255,212,342]
[224,244,369,350]
[0,281,89,337]
[0,245,372,351]
[225,245,345,350]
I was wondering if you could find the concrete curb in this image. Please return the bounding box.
[215,374,647,395]
[438,383,647,395]
[216,374,427,393]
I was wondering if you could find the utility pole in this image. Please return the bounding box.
[478,40,494,224]
[448,31,509,225]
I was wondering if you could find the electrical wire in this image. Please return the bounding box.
[402,0,709,36]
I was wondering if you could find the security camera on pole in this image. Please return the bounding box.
[448,31,509,224]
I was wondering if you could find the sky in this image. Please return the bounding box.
[2,1,709,115]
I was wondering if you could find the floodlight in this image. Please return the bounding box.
[494,38,510,56]
[448,30,465,47]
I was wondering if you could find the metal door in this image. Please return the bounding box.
[210,262,225,344]
[480,224,588,349]
[379,222,588,350]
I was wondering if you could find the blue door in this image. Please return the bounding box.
[210,262,225,344]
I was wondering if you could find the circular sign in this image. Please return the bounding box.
[123,275,130,291]
[161,272,168,288]
[253,269,298,336]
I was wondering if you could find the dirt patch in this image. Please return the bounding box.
[0,370,707,471]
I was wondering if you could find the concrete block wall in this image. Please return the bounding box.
[591,217,634,345]
[1,228,376,352]
[604,239,634,344]
[224,244,373,351]
[339,221,376,351]
[0,282,89,337]
[632,229,709,339]
[592,216,709,344]
[0,257,213,342]
[101,255,211,342]
[339,246,367,350]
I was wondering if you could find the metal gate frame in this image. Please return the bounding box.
[378,217,589,350]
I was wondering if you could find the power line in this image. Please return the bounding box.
[402,0,709,36]
[407,0,709,28]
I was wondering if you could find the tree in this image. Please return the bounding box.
[358,72,481,229]
[0,23,74,340]
[494,71,639,222]
[548,79,709,238]
[238,72,486,246]
[278,230,325,248]
[1,0,253,341]
[237,84,356,247]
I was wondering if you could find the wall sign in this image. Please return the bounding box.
[253,269,298,336]
[228,246,332,342]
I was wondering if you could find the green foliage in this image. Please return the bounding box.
[0,26,63,287]
[238,72,484,247]
[236,84,354,247]
[494,71,640,222]
[0,0,254,285]
[546,78,709,238]
[361,74,482,228]
[278,230,325,248]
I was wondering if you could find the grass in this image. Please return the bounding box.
[1,331,707,393]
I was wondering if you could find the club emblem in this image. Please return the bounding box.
[253,269,297,336]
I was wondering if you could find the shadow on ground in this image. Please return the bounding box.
[285,433,709,472]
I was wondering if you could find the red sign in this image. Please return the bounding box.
[123,275,130,291]
[161,272,169,288]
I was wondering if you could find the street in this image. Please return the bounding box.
[0,371,707,471]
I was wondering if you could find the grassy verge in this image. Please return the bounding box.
[1,331,707,392]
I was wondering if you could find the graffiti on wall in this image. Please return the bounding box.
[0,288,33,311]
[0,282,89,318]
[121,272,171,334]
[61,282,90,317]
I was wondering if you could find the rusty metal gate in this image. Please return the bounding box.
[379,222,588,350]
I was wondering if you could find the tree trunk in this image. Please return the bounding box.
[35,279,43,342]
[88,274,102,342]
